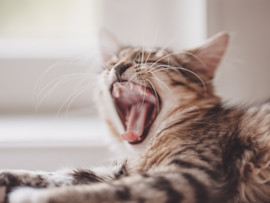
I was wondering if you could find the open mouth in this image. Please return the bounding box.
[111,81,159,144]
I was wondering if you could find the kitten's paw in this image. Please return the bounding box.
[0,172,21,189]
[0,172,21,203]
[9,188,49,203]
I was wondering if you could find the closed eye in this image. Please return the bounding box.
[171,81,186,86]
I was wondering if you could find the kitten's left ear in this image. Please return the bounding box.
[179,32,229,79]
[99,29,122,62]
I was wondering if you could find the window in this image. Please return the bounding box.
[0,0,100,39]
[0,0,102,113]
[0,0,101,58]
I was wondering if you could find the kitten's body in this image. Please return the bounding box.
[1,32,270,203]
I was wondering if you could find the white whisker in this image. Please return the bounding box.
[145,25,160,64]
[33,59,76,104]
[63,85,93,117]
[148,76,174,98]
[36,73,85,101]
[35,74,86,112]
[138,80,147,112]
[147,51,207,73]
[127,71,139,84]
[59,75,99,116]
[146,79,160,113]
[152,64,207,93]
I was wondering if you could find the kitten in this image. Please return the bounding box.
[1,31,270,203]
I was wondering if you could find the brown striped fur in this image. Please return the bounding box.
[98,32,270,202]
[1,32,270,203]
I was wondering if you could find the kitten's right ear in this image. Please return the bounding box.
[178,32,229,79]
[99,29,121,62]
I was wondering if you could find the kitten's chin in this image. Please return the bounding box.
[111,81,160,145]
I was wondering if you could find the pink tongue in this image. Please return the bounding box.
[120,103,152,142]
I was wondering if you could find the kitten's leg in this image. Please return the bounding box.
[0,161,127,203]
[8,169,220,203]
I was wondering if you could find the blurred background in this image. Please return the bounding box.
[0,0,270,170]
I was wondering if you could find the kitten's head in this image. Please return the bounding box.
[98,30,229,152]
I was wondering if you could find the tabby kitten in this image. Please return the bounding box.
[1,31,270,203]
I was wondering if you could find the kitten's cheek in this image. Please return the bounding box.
[9,188,49,203]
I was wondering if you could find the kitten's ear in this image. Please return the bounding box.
[99,29,121,62]
[180,32,229,79]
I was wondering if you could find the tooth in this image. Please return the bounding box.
[114,89,121,97]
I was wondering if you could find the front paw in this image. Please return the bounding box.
[9,188,49,203]
[0,172,21,190]
[0,172,22,203]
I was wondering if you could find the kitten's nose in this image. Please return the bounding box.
[114,64,129,81]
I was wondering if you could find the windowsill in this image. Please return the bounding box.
[0,115,117,170]
[0,115,109,147]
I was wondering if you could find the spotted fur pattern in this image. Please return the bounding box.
[1,32,270,203]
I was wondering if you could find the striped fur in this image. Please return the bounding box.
[1,32,270,202]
